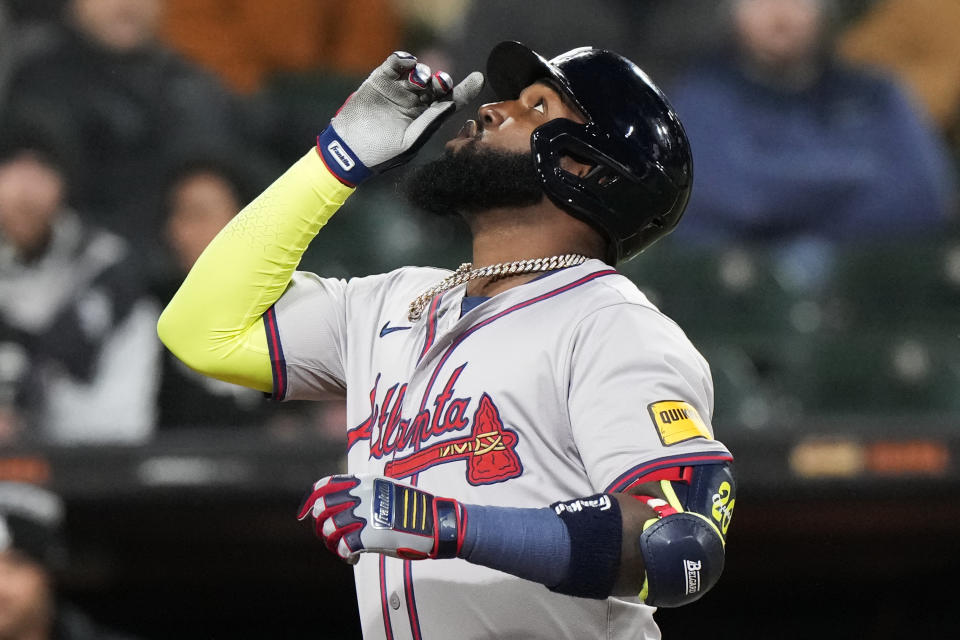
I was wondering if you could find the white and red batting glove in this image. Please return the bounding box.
[317,51,484,185]
[297,474,466,563]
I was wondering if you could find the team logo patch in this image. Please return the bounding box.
[648,400,710,446]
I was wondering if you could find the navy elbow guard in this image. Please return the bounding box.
[637,463,735,607]
[638,512,724,607]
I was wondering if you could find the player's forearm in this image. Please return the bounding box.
[157,149,354,390]
[461,494,654,599]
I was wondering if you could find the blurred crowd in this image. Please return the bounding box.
[0,0,957,449]
[0,481,139,640]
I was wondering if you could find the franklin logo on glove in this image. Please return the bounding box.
[327,141,356,171]
[372,479,393,529]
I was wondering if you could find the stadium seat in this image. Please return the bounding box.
[805,329,960,416]
[624,242,833,337]
[825,239,960,331]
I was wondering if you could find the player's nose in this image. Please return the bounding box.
[477,101,507,130]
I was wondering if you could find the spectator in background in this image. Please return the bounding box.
[2,0,255,273]
[0,119,159,445]
[159,0,401,94]
[0,2,10,104]
[0,482,137,640]
[839,0,960,146]
[0,1,62,113]
[0,0,67,23]
[668,0,956,250]
[445,1,731,97]
[151,156,275,430]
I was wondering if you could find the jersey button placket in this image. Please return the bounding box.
[389,591,401,610]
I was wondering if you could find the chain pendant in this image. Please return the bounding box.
[407,254,588,321]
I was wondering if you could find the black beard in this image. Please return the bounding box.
[400,143,544,217]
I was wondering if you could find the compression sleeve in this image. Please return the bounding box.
[157,148,354,392]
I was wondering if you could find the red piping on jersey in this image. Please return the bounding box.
[605,452,734,493]
[263,306,287,401]
[404,560,423,640]
[626,465,696,487]
[380,556,394,640]
[457,502,468,555]
[400,293,446,638]
[411,292,445,487]
[417,293,444,364]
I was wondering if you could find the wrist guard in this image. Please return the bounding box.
[548,494,623,599]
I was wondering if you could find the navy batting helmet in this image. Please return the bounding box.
[486,41,693,263]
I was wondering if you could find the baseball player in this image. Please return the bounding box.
[159,41,735,639]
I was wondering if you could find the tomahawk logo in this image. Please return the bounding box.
[327,141,356,171]
[684,559,702,595]
[346,366,523,485]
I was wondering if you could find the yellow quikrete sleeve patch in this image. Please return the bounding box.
[647,400,710,446]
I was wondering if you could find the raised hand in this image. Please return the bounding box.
[316,52,484,185]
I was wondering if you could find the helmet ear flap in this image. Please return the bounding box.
[531,119,639,262]
[532,118,688,264]
[583,164,621,188]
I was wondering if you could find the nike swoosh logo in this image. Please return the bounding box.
[379,322,412,338]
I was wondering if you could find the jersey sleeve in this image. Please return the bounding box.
[566,303,732,493]
[266,271,349,401]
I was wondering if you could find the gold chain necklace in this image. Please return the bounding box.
[408,254,588,321]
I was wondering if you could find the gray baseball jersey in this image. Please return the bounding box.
[266,258,732,640]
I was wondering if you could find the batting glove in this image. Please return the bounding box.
[298,474,466,563]
[316,52,484,186]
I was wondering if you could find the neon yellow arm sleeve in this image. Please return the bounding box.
[157,149,354,393]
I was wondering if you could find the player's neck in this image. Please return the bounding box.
[463,204,603,297]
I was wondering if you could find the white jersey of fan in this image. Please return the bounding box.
[267,258,733,640]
